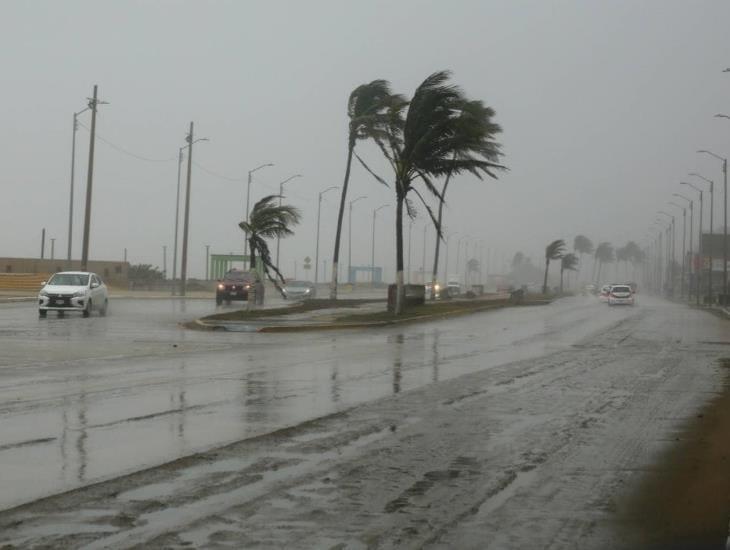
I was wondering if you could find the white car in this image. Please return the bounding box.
[38,271,109,318]
[607,284,635,306]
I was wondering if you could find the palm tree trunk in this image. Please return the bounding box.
[329,140,355,300]
[596,260,602,284]
[543,258,550,294]
[592,257,597,284]
[395,191,405,315]
[430,165,453,300]
[560,266,564,294]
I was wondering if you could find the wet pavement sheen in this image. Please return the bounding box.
[0,295,709,512]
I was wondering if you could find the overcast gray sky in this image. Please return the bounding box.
[2,0,730,280]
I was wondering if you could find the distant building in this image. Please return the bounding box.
[0,257,129,285]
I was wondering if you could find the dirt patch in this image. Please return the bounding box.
[619,357,730,549]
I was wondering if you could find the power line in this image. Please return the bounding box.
[191,160,245,182]
[77,121,175,163]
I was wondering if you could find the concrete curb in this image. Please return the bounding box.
[0,297,36,304]
[191,298,553,333]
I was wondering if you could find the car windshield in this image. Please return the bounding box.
[224,271,252,281]
[48,274,89,286]
[286,281,311,287]
[612,286,631,293]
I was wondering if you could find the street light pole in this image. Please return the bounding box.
[179,122,195,297]
[275,174,302,270]
[163,245,167,279]
[681,182,703,305]
[204,244,210,280]
[244,163,274,269]
[171,146,185,292]
[315,186,339,285]
[673,193,693,301]
[348,195,366,284]
[690,173,714,303]
[80,85,107,272]
[67,107,89,264]
[371,204,389,284]
[658,211,675,296]
[698,148,727,302]
[669,202,686,299]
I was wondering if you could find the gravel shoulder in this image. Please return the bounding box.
[2,301,728,549]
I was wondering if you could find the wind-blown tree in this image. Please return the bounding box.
[238,195,301,299]
[466,258,480,287]
[615,246,628,280]
[560,253,579,293]
[573,235,594,282]
[594,242,615,285]
[330,80,403,300]
[430,100,505,298]
[543,239,566,294]
[368,71,505,314]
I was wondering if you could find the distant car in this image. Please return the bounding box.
[598,284,612,302]
[38,271,108,318]
[283,280,316,300]
[425,281,442,299]
[446,280,461,297]
[216,269,262,305]
[608,284,635,306]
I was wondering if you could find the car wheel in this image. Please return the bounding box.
[99,299,108,316]
[83,300,92,318]
[38,309,46,318]
[216,296,223,305]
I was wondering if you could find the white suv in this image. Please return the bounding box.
[38,271,109,318]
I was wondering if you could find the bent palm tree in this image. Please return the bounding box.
[594,242,614,285]
[238,195,301,299]
[560,252,579,293]
[430,100,505,298]
[373,71,505,314]
[573,235,594,283]
[330,80,403,300]
[543,239,566,294]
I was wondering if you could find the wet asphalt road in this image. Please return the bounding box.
[1,294,729,548]
[0,294,637,511]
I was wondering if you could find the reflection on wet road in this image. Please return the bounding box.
[0,296,650,510]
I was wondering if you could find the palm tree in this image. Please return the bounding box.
[373,70,505,314]
[543,239,566,294]
[430,100,504,298]
[560,253,579,293]
[594,242,614,285]
[573,235,594,283]
[238,195,301,299]
[330,80,402,300]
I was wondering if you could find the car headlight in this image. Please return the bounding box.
[434,284,440,291]
[304,288,311,294]
[72,290,87,297]
[39,290,49,297]
[217,284,224,290]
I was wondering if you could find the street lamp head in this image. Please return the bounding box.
[715,113,730,119]
[688,172,712,185]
